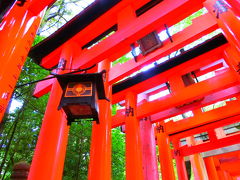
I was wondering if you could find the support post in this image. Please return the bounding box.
[125,92,144,180]
[0,3,46,122]
[138,94,159,180]
[186,136,209,180]
[173,141,189,180]
[28,45,73,180]
[217,169,233,180]
[28,80,69,180]
[156,123,175,180]
[204,157,219,180]
[88,59,112,180]
[140,117,159,180]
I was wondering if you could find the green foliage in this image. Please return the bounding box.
[63,122,92,180]
[111,55,132,67]
[170,8,207,35]
[112,128,125,180]
[0,61,49,179]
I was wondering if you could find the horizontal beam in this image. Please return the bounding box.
[112,70,239,125]
[33,13,219,97]
[109,13,218,84]
[150,85,240,123]
[112,109,125,128]
[179,132,240,156]
[33,77,54,98]
[202,144,240,158]
[112,86,240,128]
[112,36,227,103]
[39,0,204,69]
[29,0,154,65]
[137,69,238,119]
[167,100,240,138]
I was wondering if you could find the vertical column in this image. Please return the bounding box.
[216,167,233,180]
[186,136,209,180]
[88,59,112,180]
[125,92,144,180]
[28,45,73,180]
[204,157,219,180]
[156,123,175,180]
[173,140,189,180]
[223,171,234,180]
[140,117,159,180]
[0,2,46,122]
[138,94,159,180]
[204,0,240,52]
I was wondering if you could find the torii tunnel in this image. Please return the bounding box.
[1,0,240,179]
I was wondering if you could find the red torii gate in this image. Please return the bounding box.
[0,0,55,121]
[1,0,240,180]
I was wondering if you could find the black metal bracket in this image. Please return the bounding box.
[191,71,199,83]
[166,82,172,94]
[130,43,138,62]
[164,24,173,43]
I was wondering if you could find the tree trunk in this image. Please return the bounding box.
[0,100,28,175]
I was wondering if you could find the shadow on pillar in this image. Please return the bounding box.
[185,160,192,180]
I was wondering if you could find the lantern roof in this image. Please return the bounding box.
[56,72,107,100]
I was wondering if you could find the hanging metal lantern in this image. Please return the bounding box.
[56,72,106,125]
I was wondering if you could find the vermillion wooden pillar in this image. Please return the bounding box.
[88,59,112,180]
[204,157,219,180]
[0,2,46,122]
[173,141,189,180]
[28,80,69,180]
[186,136,209,180]
[138,95,159,180]
[156,123,175,180]
[215,156,234,180]
[125,92,144,180]
[28,45,72,180]
[204,0,240,52]
[216,163,233,180]
[140,118,159,180]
